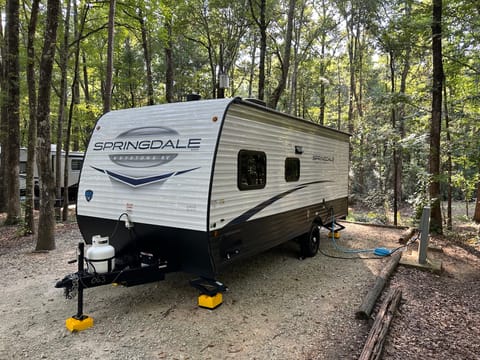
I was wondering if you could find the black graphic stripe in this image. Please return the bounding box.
[227,180,331,226]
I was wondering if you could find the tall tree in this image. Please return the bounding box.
[268,0,296,109]
[63,1,89,221]
[24,0,41,234]
[35,0,61,251]
[4,0,21,225]
[103,0,116,114]
[56,0,72,217]
[474,181,480,223]
[164,15,174,103]
[0,4,8,213]
[138,8,154,106]
[248,0,269,101]
[429,0,443,233]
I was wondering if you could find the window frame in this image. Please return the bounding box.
[71,158,83,171]
[285,157,300,182]
[237,150,267,191]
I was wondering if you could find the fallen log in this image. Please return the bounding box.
[358,287,402,360]
[355,252,402,320]
[398,227,416,244]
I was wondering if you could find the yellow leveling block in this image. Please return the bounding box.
[328,231,341,239]
[65,316,94,332]
[198,293,223,309]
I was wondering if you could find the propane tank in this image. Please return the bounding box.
[86,235,115,274]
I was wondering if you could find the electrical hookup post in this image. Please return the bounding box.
[400,206,442,273]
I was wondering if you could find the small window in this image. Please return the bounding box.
[285,158,300,182]
[71,159,83,171]
[238,150,266,190]
[19,162,27,175]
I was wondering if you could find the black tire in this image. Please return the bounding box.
[300,224,320,258]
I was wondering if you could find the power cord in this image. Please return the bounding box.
[319,207,420,260]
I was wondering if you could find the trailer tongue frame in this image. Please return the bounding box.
[56,242,227,331]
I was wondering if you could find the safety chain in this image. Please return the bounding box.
[64,274,79,300]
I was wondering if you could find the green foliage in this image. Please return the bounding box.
[1,0,478,225]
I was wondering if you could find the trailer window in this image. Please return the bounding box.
[71,159,83,171]
[285,158,300,182]
[19,162,27,175]
[238,150,266,190]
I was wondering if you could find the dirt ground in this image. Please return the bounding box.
[0,218,479,359]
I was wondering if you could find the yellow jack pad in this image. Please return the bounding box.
[328,231,341,239]
[198,293,223,309]
[65,316,94,332]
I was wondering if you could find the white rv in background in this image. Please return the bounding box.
[1,145,84,201]
[74,97,350,279]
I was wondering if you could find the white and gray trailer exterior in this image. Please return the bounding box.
[19,145,84,200]
[77,98,350,278]
[0,145,83,199]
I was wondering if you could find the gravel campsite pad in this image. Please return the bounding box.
[0,221,479,359]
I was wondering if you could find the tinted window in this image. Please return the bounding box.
[238,150,266,190]
[19,162,27,175]
[71,159,83,171]
[285,158,300,182]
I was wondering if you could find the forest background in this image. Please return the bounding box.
[0,0,479,250]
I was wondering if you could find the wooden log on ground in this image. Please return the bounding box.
[398,227,416,244]
[358,288,402,360]
[338,220,409,230]
[355,252,402,320]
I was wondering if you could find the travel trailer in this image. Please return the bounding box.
[56,97,350,322]
[19,145,84,202]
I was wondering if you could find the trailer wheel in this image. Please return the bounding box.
[301,224,320,258]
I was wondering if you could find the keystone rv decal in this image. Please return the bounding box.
[91,166,200,188]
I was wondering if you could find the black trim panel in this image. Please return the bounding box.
[77,196,347,279]
[211,196,348,272]
[77,215,216,278]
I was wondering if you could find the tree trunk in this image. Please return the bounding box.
[397,0,411,205]
[82,51,90,103]
[103,0,116,114]
[138,9,154,106]
[56,0,71,219]
[0,4,8,213]
[165,18,174,103]
[317,0,328,125]
[390,51,399,226]
[474,180,480,223]
[24,0,40,234]
[249,0,267,101]
[429,0,443,234]
[267,0,296,109]
[4,0,21,225]
[248,35,257,98]
[336,59,342,130]
[35,0,61,251]
[444,83,452,230]
[62,1,88,222]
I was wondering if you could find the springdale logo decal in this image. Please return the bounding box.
[91,126,202,187]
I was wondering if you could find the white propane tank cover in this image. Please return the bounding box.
[86,235,115,274]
